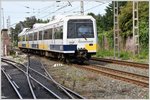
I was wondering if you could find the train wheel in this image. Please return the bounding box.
[77,59,85,64]
[63,55,71,64]
[66,58,71,64]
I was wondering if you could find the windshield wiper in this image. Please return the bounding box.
[81,34,87,40]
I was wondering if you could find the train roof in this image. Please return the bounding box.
[18,28,30,36]
[18,15,94,36]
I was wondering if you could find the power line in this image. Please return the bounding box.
[39,1,73,19]
[84,2,107,12]
[60,6,79,14]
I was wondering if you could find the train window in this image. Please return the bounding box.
[22,35,25,41]
[29,34,31,41]
[34,32,37,40]
[76,23,94,38]
[22,36,23,41]
[29,33,33,41]
[29,34,30,41]
[47,29,52,39]
[26,34,29,41]
[67,24,76,38]
[54,26,63,39]
[39,31,43,40]
[44,30,48,39]
[67,19,94,38]
[37,32,39,40]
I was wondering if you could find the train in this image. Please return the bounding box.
[18,15,97,63]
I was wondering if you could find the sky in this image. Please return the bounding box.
[1,0,111,28]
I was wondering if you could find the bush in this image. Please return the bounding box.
[119,51,131,60]
[96,49,114,58]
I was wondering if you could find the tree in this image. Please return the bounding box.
[119,1,149,49]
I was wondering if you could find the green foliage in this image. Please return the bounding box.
[119,51,131,60]
[96,49,131,60]
[93,1,148,62]
[103,3,113,31]
[139,21,149,49]
[138,2,149,49]
[9,50,16,56]
[96,49,148,63]
[138,48,148,59]
[87,12,96,19]
[96,49,114,57]
[119,2,133,38]
[119,1,149,49]
[97,32,103,48]
[105,30,114,48]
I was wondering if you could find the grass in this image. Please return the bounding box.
[96,49,114,58]
[95,49,148,63]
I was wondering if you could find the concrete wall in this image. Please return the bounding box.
[1,29,11,56]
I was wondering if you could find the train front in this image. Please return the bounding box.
[64,16,97,62]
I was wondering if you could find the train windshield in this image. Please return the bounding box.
[67,19,94,38]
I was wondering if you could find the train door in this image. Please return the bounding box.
[52,26,55,44]
[37,31,43,50]
[26,33,29,48]
[32,32,34,49]
[37,31,40,49]
[51,26,55,50]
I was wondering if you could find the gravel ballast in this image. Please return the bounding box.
[6,55,148,99]
[39,57,149,99]
[90,60,149,77]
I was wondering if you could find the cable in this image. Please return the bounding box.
[84,2,107,12]
[39,1,73,19]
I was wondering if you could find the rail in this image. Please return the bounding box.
[91,57,149,69]
[73,64,149,88]
[1,59,61,99]
[1,68,23,99]
[1,58,85,99]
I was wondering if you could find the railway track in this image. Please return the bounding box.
[1,58,84,99]
[2,59,56,99]
[24,55,148,88]
[73,64,149,88]
[1,68,22,99]
[1,61,34,99]
[91,57,149,69]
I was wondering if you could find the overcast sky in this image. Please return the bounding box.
[1,0,111,28]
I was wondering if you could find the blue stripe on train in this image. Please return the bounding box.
[50,45,77,51]
[63,45,77,51]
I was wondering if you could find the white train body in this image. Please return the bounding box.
[18,15,97,62]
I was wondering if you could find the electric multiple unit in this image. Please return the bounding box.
[18,15,97,62]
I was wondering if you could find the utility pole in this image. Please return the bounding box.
[113,1,120,59]
[80,1,84,15]
[133,1,139,55]
[7,16,11,34]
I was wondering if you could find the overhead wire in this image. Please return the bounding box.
[84,2,107,12]
[35,2,56,16]
[9,1,110,28]
[39,1,73,19]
